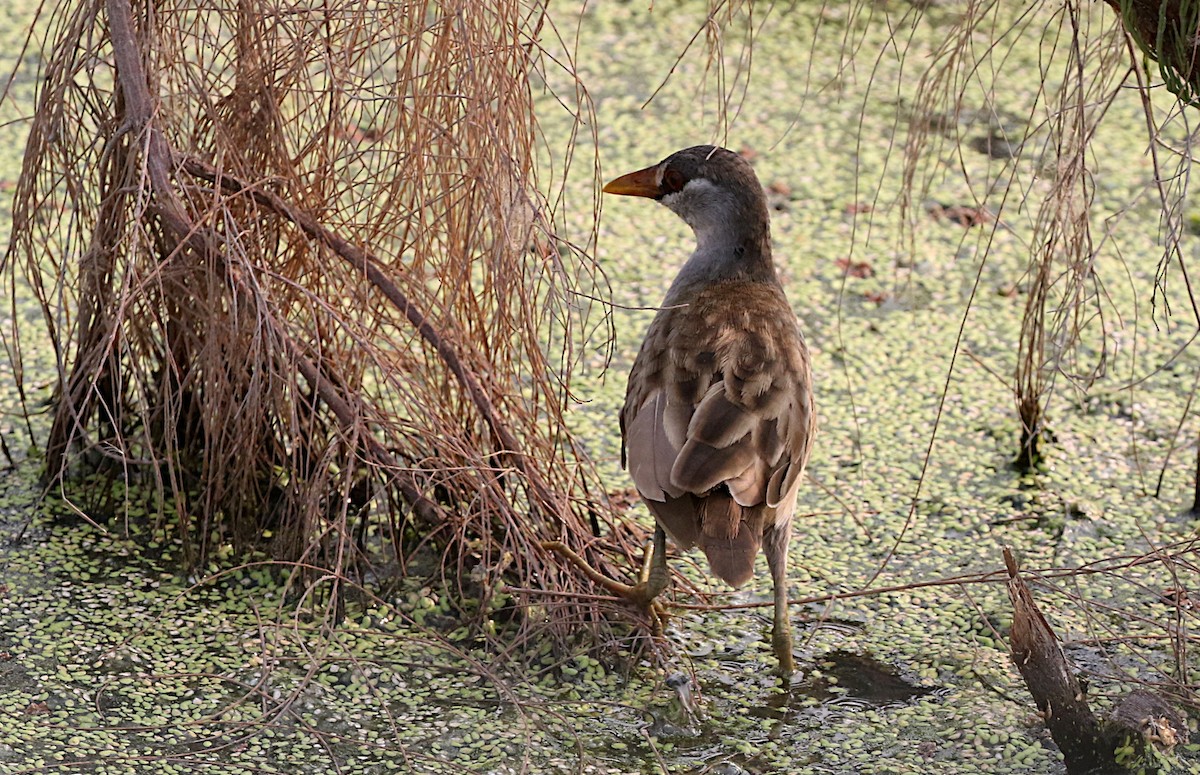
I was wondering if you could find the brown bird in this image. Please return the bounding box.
[601,145,815,676]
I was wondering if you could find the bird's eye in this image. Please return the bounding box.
[662,168,685,194]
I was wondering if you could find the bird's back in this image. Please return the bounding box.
[621,277,815,587]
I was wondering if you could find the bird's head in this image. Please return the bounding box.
[603,145,768,232]
[603,145,773,277]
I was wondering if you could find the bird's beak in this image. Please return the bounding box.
[602,165,661,198]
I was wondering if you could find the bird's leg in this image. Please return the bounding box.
[764,523,795,678]
[540,525,670,633]
[636,524,670,602]
[632,525,670,633]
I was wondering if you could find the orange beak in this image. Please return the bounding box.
[602,165,661,198]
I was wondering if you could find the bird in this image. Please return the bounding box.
[547,145,816,677]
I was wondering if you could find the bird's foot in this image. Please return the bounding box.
[540,540,670,635]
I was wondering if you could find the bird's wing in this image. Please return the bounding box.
[621,282,815,521]
[622,389,684,502]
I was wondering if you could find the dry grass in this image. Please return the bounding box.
[2,0,651,652]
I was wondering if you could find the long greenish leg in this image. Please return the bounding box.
[765,523,795,678]
[629,525,669,635]
[640,524,669,600]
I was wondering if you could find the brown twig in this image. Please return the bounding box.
[107,0,201,250]
[290,351,443,531]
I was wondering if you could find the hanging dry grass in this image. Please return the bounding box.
[2,0,647,650]
[901,0,1142,469]
[1011,9,1125,471]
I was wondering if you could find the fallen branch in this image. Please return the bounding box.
[1004,547,1188,774]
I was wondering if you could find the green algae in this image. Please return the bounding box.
[0,0,1199,772]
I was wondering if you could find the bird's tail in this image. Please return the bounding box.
[698,493,763,588]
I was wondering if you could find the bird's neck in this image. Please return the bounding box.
[665,222,776,303]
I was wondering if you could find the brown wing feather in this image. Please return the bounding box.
[671,435,757,494]
[622,280,816,587]
[624,391,684,501]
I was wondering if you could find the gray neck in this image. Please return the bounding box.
[662,214,776,305]
[658,177,776,305]
[662,246,753,304]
